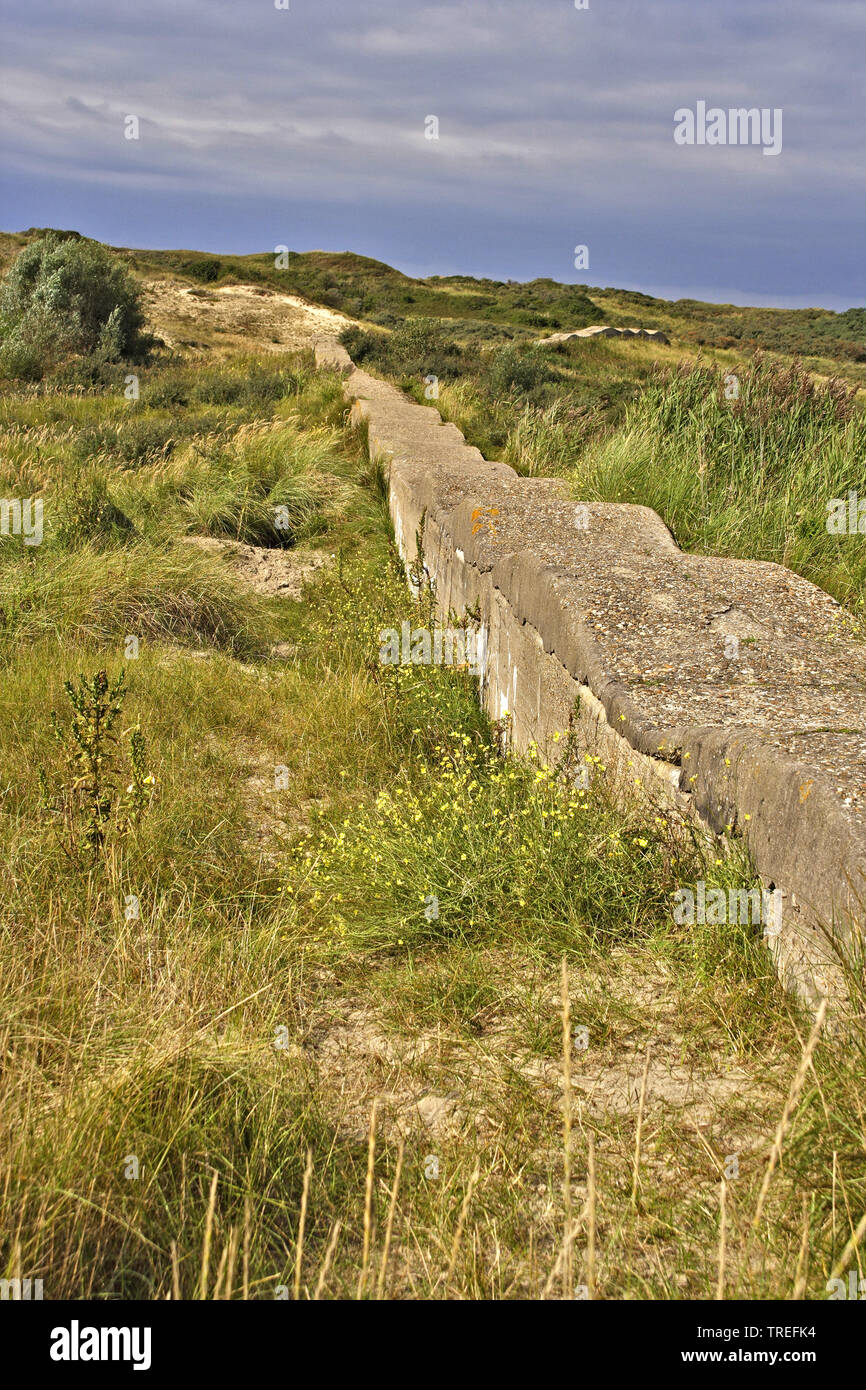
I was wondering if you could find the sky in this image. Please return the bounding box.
[1,0,864,309]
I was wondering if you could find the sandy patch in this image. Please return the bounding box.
[182,535,332,598]
[142,277,352,352]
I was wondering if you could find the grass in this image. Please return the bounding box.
[1,280,865,1302]
[0,545,270,654]
[571,354,866,612]
[61,233,864,376]
[356,321,866,614]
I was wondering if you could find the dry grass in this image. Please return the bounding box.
[0,297,864,1304]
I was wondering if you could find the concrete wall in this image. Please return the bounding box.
[316,338,866,1007]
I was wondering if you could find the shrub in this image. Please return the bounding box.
[72,412,234,470]
[142,374,190,409]
[486,344,555,398]
[0,337,44,381]
[72,417,180,470]
[0,234,151,379]
[51,357,132,390]
[339,324,390,367]
[139,363,304,411]
[182,258,222,283]
[112,416,181,467]
[388,317,464,379]
[340,319,465,381]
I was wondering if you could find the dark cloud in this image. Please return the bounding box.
[0,0,863,306]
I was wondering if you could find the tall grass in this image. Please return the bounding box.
[2,346,865,1302]
[571,355,866,609]
[175,420,349,547]
[503,397,599,476]
[0,544,272,655]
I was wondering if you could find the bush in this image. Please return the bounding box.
[339,324,390,368]
[141,375,190,409]
[182,258,222,283]
[388,317,464,380]
[340,318,465,382]
[0,234,151,379]
[0,337,44,381]
[486,344,556,397]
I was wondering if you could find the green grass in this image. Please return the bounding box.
[570,355,866,613]
[359,321,866,614]
[115,239,866,371]
[1,319,865,1303]
[0,545,271,655]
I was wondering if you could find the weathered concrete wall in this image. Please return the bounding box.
[316,338,866,1006]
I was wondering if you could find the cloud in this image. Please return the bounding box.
[0,0,862,305]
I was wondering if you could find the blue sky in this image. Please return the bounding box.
[1,0,864,308]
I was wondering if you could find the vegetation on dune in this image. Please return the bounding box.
[572,355,866,612]
[0,232,154,380]
[1,224,864,376]
[113,236,866,366]
[353,314,866,613]
[1,237,865,1302]
[125,244,601,337]
[600,287,866,363]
